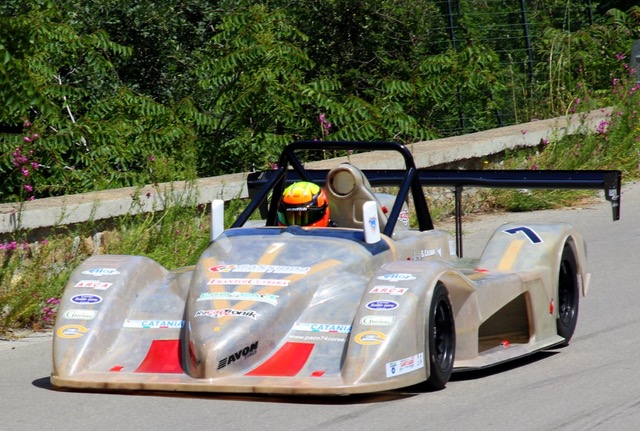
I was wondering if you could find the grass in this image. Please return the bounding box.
[0,194,249,337]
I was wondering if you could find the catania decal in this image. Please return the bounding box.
[194,309,258,319]
[217,341,259,370]
[293,322,352,334]
[122,320,185,329]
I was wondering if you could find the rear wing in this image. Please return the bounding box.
[240,141,621,256]
[416,169,620,256]
[247,168,620,255]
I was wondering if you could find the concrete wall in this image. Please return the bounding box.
[0,108,611,234]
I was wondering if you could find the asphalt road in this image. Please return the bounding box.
[2,181,639,431]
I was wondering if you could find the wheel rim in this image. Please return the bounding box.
[558,259,577,326]
[433,299,454,370]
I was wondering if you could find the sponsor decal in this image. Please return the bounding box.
[217,341,259,370]
[360,315,395,326]
[70,294,102,305]
[377,273,416,282]
[81,268,120,277]
[412,248,440,260]
[503,226,543,244]
[386,352,425,378]
[63,309,98,320]
[368,216,378,231]
[123,320,184,329]
[207,278,289,287]
[292,323,352,334]
[197,291,279,306]
[366,300,399,310]
[74,279,113,290]
[209,264,309,275]
[354,331,386,345]
[288,334,347,343]
[57,324,89,339]
[398,210,409,225]
[194,308,258,319]
[369,286,408,296]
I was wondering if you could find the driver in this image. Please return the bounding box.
[277,181,331,227]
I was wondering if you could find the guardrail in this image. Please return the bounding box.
[0,108,612,235]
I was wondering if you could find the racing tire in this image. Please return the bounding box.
[556,243,580,345]
[425,282,455,390]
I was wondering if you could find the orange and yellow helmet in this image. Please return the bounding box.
[277,182,330,227]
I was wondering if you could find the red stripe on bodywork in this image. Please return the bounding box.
[135,339,183,374]
[245,342,314,377]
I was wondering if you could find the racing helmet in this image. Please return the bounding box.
[277,181,330,227]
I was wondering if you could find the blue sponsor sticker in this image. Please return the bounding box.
[377,273,416,282]
[70,294,103,304]
[366,300,399,310]
[81,268,120,276]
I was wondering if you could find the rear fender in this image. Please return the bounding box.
[478,223,588,294]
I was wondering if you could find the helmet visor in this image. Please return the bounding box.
[277,204,327,226]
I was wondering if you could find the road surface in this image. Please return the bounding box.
[1,182,639,431]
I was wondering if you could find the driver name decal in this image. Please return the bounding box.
[209,264,310,274]
[207,278,290,287]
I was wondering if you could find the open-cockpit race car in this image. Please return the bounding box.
[51,141,621,395]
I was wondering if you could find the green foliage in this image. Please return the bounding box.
[0,197,214,333]
[419,45,508,132]
[0,1,207,201]
[0,0,639,200]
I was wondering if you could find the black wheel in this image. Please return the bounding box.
[556,243,580,344]
[425,282,455,390]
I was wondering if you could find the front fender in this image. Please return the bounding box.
[341,260,459,388]
[51,255,189,382]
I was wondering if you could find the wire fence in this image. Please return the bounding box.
[426,0,598,135]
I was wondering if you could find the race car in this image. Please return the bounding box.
[51,140,621,395]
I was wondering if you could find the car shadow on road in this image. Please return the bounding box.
[32,376,417,405]
[449,350,559,382]
[31,350,560,405]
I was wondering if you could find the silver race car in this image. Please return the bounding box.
[51,141,621,395]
